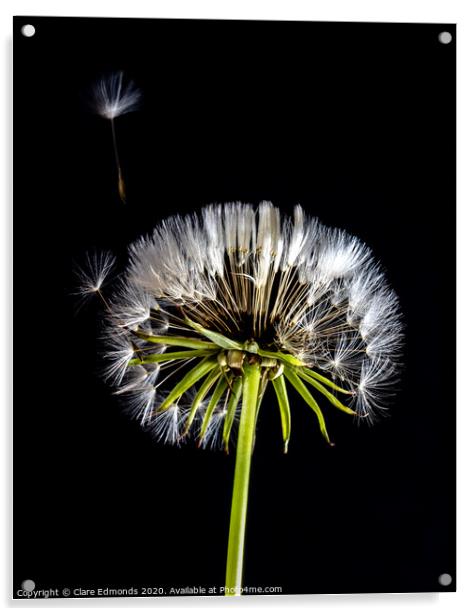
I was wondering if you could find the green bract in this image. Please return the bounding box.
[129,325,356,451]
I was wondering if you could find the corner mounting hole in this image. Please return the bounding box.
[21,24,35,38]
[438,573,452,586]
[21,579,35,591]
[438,31,452,45]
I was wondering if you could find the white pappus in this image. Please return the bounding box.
[92,71,141,120]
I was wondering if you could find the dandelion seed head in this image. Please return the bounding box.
[99,202,403,442]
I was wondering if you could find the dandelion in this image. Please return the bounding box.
[92,71,141,203]
[85,202,403,595]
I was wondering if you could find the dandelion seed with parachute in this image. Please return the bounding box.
[83,202,404,595]
[92,71,141,204]
[72,250,116,311]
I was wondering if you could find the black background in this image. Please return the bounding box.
[14,17,456,596]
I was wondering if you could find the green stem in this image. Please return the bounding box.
[225,360,261,596]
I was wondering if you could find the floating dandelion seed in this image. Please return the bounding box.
[72,250,116,311]
[94,72,141,120]
[84,202,403,595]
[92,71,141,204]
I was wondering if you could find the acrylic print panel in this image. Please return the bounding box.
[13,17,456,598]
